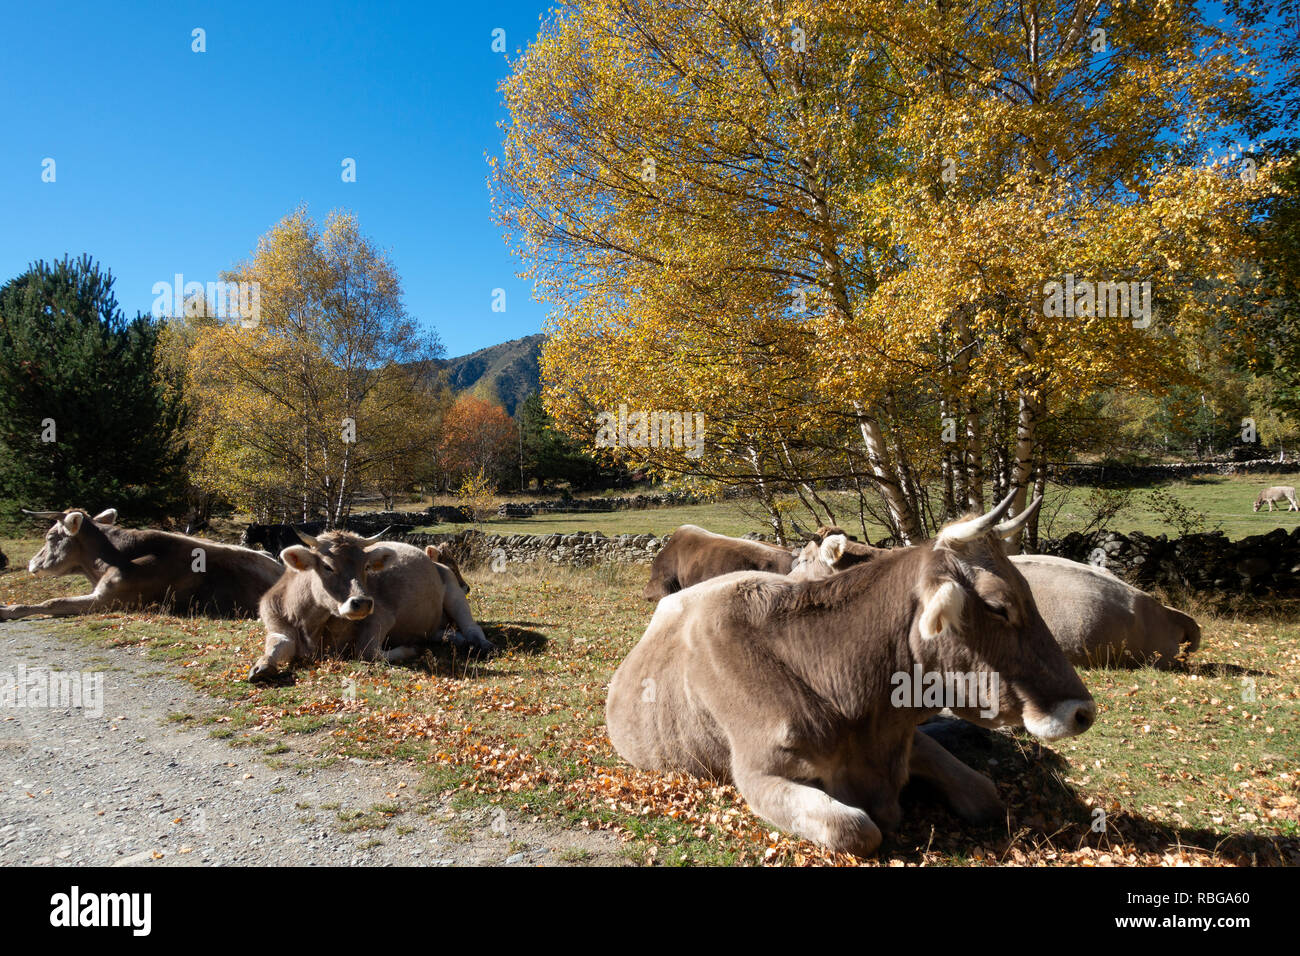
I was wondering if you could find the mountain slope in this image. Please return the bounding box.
[427,333,544,415]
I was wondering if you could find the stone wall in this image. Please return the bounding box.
[240,504,1300,599]
[718,527,1300,597]
[402,529,664,569]
[1040,527,1300,597]
[241,511,426,553]
[496,491,710,518]
[1052,458,1300,486]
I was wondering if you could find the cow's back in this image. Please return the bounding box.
[607,588,732,778]
[686,537,793,582]
[1012,555,1193,667]
[644,526,792,600]
[369,542,446,640]
[108,528,282,617]
[198,543,284,614]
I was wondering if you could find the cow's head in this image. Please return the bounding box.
[280,530,394,621]
[424,544,470,594]
[790,533,881,581]
[1252,494,1263,513]
[910,494,1094,741]
[789,535,847,581]
[23,508,118,577]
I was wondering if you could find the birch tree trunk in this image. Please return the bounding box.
[853,402,923,544]
[1003,389,1042,554]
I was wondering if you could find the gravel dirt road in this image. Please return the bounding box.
[0,620,625,866]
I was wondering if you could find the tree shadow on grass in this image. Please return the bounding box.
[888,719,1299,865]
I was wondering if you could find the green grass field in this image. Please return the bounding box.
[413,474,1300,542]
[2,511,1297,866]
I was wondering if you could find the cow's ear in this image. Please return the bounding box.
[62,512,85,535]
[367,548,395,573]
[93,508,118,525]
[280,546,316,572]
[424,545,441,561]
[820,535,846,563]
[918,581,966,640]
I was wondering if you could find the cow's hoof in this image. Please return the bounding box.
[384,646,420,664]
[793,802,882,857]
[948,785,1005,826]
[248,660,278,683]
[446,631,495,658]
[824,807,883,858]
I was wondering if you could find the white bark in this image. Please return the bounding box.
[853,402,922,544]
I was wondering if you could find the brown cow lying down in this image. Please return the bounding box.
[1009,555,1201,669]
[642,525,795,600]
[794,535,1201,669]
[1,509,282,620]
[249,530,493,682]
[607,495,1095,855]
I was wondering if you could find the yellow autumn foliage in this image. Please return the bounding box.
[496,0,1283,540]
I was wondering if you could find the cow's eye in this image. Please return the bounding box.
[988,603,1009,620]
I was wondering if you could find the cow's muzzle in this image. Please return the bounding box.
[339,597,374,620]
[1023,698,1096,741]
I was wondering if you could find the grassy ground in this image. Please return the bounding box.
[2,540,1296,866]
[410,474,1300,541]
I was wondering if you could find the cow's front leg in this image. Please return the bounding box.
[249,629,300,683]
[0,592,112,621]
[731,758,882,856]
[908,727,1004,825]
[352,612,398,663]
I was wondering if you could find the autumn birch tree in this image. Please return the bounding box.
[496,0,1279,543]
[166,208,442,524]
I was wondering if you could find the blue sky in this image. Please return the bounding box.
[2,3,1288,360]
[0,1,554,357]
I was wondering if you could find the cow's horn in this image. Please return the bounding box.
[363,526,391,542]
[936,490,1018,546]
[21,508,64,519]
[994,495,1043,538]
[293,527,320,549]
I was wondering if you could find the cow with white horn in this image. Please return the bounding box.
[792,531,1202,670]
[607,494,1095,855]
[1,508,282,620]
[248,528,494,682]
